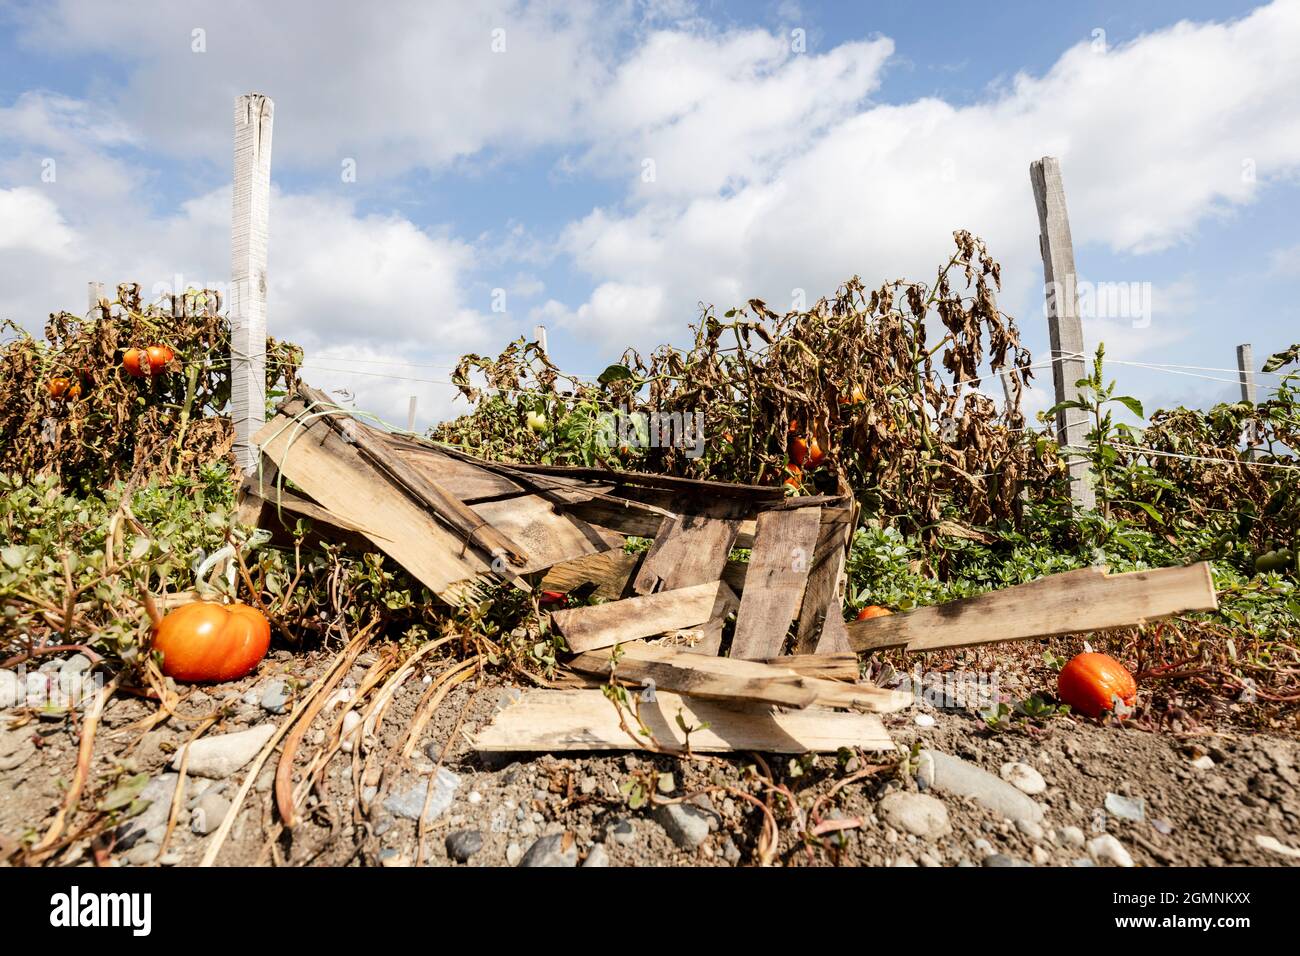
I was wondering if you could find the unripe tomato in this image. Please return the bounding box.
[856,605,893,621]
[1057,652,1136,719]
[153,601,271,682]
[526,410,548,434]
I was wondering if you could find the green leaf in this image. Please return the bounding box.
[597,364,634,387]
[1113,395,1144,418]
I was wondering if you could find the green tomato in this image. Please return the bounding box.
[525,410,548,434]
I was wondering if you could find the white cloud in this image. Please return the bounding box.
[0,188,77,257]
[554,2,1300,357]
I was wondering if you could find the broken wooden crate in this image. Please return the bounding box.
[242,386,1220,756]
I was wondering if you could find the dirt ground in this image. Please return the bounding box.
[2,641,1298,868]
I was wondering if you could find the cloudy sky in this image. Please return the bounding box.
[2,0,1298,427]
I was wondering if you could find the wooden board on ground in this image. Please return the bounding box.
[730,507,822,659]
[253,412,495,603]
[389,439,525,502]
[793,504,855,654]
[549,581,726,653]
[849,562,1219,653]
[659,582,738,657]
[566,642,910,713]
[473,689,895,754]
[632,513,742,596]
[761,653,859,682]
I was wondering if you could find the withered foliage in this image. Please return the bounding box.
[0,284,301,494]
[437,232,1060,538]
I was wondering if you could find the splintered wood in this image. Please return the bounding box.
[472,690,895,754]
[245,383,1223,759]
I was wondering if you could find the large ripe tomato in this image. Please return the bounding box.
[790,435,810,466]
[123,348,148,378]
[153,601,271,683]
[1057,652,1137,719]
[807,436,826,466]
[146,345,175,374]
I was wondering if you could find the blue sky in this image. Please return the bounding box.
[2,0,1298,426]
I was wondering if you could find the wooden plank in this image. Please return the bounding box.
[230,93,274,473]
[253,411,493,603]
[792,504,855,654]
[661,582,738,657]
[566,642,909,713]
[472,689,894,754]
[849,562,1219,653]
[542,550,748,602]
[294,387,530,568]
[1030,156,1095,511]
[632,513,741,595]
[730,507,822,659]
[761,653,859,682]
[391,440,525,502]
[470,495,617,574]
[550,582,725,654]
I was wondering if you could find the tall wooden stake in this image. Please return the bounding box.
[1236,344,1257,404]
[231,93,275,473]
[88,281,104,319]
[533,324,548,357]
[407,395,418,432]
[1030,156,1095,512]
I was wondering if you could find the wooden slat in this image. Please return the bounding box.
[566,642,909,712]
[293,387,530,567]
[472,689,895,754]
[253,411,493,603]
[730,507,822,659]
[849,563,1219,653]
[761,653,859,682]
[632,513,742,596]
[470,495,618,575]
[792,504,855,654]
[542,550,748,602]
[661,582,738,657]
[549,582,725,654]
[390,440,525,502]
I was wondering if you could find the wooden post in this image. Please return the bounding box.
[88,282,104,319]
[230,93,275,474]
[1030,157,1095,512]
[1236,344,1257,404]
[533,324,548,357]
[407,395,418,432]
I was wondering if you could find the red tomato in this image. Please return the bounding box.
[539,590,567,607]
[1057,652,1137,719]
[856,605,893,621]
[153,602,271,683]
[122,348,148,378]
[790,436,810,466]
[145,345,175,374]
[47,377,73,399]
[807,436,826,466]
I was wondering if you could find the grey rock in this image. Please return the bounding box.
[518,833,579,867]
[1104,792,1146,823]
[984,853,1031,867]
[1016,819,1044,841]
[0,670,22,708]
[505,842,523,866]
[259,680,291,714]
[126,843,159,866]
[877,791,951,840]
[158,851,182,866]
[583,844,610,868]
[1031,845,1051,865]
[383,767,460,822]
[60,653,93,677]
[722,837,741,865]
[654,803,716,850]
[1057,826,1086,848]
[1087,833,1135,867]
[1071,857,1096,867]
[923,750,1044,823]
[445,829,484,863]
[116,774,179,849]
[580,776,598,796]
[1000,761,1047,796]
[171,724,277,778]
[605,818,636,846]
[190,792,230,835]
[972,838,995,857]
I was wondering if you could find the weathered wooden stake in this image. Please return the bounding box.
[1030,156,1095,511]
[533,324,548,357]
[230,93,275,473]
[88,281,104,319]
[407,395,418,432]
[1236,344,1257,404]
